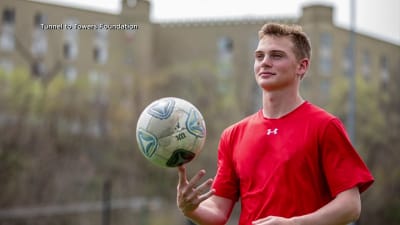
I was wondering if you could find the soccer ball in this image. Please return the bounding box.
[136,97,206,168]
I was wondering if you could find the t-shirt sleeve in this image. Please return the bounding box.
[212,128,240,202]
[321,118,374,197]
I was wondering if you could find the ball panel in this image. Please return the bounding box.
[186,108,206,138]
[147,97,175,120]
[136,128,158,158]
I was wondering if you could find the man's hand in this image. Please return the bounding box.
[253,216,298,225]
[177,166,215,214]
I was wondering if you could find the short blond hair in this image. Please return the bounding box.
[258,23,311,61]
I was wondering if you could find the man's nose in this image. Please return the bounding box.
[261,56,272,67]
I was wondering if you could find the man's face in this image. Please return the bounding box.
[254,36,305,91]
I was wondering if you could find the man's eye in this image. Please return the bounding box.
[255,54,264,60]
[271,54,283,58]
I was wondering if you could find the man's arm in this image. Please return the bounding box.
[253,187,361,225]
[177,166,235,225]
[184,195,235,225]
[291,187,361,225]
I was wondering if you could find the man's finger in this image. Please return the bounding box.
[185,169,206,192]
[177,166,188,188]
[196,178,214,194]
[197,188,215,204]
[186,178,213,201]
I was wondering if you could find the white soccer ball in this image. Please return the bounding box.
[136,97,206,168]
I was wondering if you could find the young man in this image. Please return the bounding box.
[176,23,374,225]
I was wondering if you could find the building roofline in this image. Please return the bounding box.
[156,16,297,27]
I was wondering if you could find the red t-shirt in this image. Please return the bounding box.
[212,102,374,225]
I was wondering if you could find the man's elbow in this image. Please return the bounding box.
[339,187,362,222]
[347,190,362,222]
[349,199,361,221]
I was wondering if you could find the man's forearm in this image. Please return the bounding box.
[291,187,361,225]
[184,203,229,225]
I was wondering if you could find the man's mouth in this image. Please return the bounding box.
[259,71,276,77]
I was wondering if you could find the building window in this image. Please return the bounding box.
[93,47,108,64]
[31,61,45,77]
[217,36,234,77]
[362,49,371,79]
[64,65,77,82]
[89,70,108,87]
[93,28,108,64]
[249,35,259,61]
[380,55,389,85]
[0,25,15,52]
[2,8,15,24]
[34,12,47,28]
[342,45,352,76]
[319,32,332,76]
[32,29,48,56]
[63,18,79,60]
[31,13,48,57]
[63,42,78,59]
[0,8,15,52]
[218,36,233,55]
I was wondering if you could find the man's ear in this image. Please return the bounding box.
[297,58,309,79]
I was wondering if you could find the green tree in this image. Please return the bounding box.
[327,73,400,225]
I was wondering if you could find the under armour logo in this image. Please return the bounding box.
[266,128,278,135]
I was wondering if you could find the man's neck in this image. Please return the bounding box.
[262,89,304,119]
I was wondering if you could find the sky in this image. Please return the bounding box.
[31,0,400,45]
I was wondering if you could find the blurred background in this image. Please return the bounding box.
[0,0,399,224]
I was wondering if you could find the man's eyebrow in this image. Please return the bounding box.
[270,50,285,54]
[254,49,285,54]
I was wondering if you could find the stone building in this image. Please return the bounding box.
[0,0,399,109]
